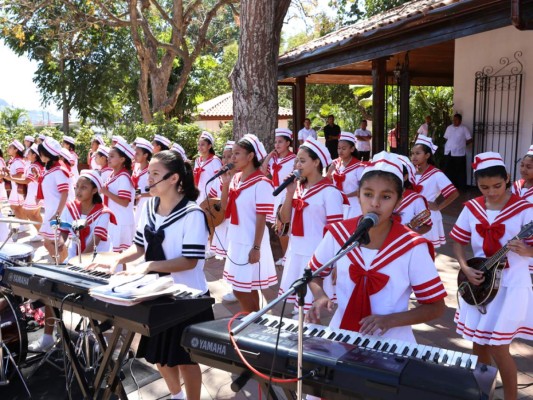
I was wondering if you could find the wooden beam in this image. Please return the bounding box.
[372,57,387,154]
[399,64,410,156]
[294,76,306,148]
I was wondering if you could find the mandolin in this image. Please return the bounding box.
[406,209,431,230]
[199,197,225,235]
[274,205,290,237]
[457,221,533,311]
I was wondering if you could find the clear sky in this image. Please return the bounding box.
[0,0,336,114]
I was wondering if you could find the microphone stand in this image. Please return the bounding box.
[52,214,61,266]
[231,237,364,400]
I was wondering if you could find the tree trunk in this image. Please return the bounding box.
[230,0,291,150]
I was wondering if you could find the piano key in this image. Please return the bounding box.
[334,333,344,341]
[422,347,433,361]
[442,350,454,365]
[327,332,337,340]
[460,354,472,369]
[317,329,326,338]
[410,347,419,357]
[433,349,442,363]
[380,342,390,352]
[390,343,398,353]
[468,355,478,370]
[451,352,462,367]
[373,340,382,350]
[361,338,371,347]
[402,345,410,356]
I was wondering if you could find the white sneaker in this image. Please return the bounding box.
[29,234,43,242]
[28,336,54,352]
[275,258,284,266]
[222,292,238,302]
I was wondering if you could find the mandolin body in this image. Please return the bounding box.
[457,257,504,306]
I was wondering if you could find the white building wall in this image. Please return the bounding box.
[454,25,533,181]
[194,118,290,133]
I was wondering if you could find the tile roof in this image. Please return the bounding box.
[280,0,466,63]
[196,92,293,118]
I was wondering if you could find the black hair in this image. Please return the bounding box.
[359,170,404,200]
[236,139,262,168]
[11,146,24,158]
[138,147,152,162]
[474,165,509,187]
[63,141,75,151]
[402,165,413,189]
[200,137,216,155]
[0,149,3,158]
[277,134,292,146]
[361,119,367,124]
[78,176,103,204]
[96,149,108,158]
[303,118,311,123]
[339,139,358,158]
[111,146,132,171]
[413,143,435,165]
[454,113,462,121]
[327,114,334,119]
[154,140,170,152]
[299,145,324,172]
[29,148,45,167]
[523,154,533,162]
[153,150,199,201]
[38,143,60,170]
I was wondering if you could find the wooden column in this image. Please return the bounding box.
[294,76,306,149]
[399,66,410,156]
[372,58,387,154]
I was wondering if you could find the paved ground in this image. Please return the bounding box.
[4,189,533,399]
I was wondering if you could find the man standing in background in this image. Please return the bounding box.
[354,119,372,161]
[324,114,340,159]
[443,113,472,191]
[298,118,317,144]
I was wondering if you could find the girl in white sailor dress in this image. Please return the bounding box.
[308,152,446,345]
[63,135,79,181]
[278,138,346,312]
[396,155,432,235]
[93,150,213,400]
[327,131,364,219]
[100,142,135,252]
[194,131,222,204]
[5,140,26,219]
[58,171,116,260]
[95,146,113,183]
[22,145,45,237]
[0,150,8,202]
[411,135,458,248]
[260,128,296,264]
[221,134,277,313]
[207,140,234,259]
[132,138,153,226]
[450,152,533,400]
[512,145,533,274]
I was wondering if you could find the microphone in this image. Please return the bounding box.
[272,170,301,196]
[206,163,235,185]
[340,212,379,250]
[144,172,173,192]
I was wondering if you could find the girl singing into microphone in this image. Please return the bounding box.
[307,151,446,342]
[91,150,214,400]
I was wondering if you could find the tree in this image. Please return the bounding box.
[231,0,291,148]
[0,107,29,132]
[1,0,239,123]
[330,0,411,25]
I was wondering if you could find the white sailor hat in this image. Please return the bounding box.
[471,152,506,172]
[42,137,62,157]
[362,151,404,182]
[397,154,416,185]
[24,135,35,143]
[199,131,214,144]
[275,128,292,139]
[63,135,76,145]
[240,134,267,161]
[96,145,110,158]
[224,140,235,151]
[153,134,171,148]
[171,143,188,161]
[79,169,103,191]
[134,137,153,153]
[113,140,135,160]
[10,140,24,152]
[415,135,438,154]
[300,137,332,167]
[339,131,356,144]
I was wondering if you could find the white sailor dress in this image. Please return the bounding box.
[103,169,135,252]
[413,165,457,248]
[23,163,44,210]
[278,179,346,311]
[0,157,8,201]
[132,166,150,227]
[267,153,296,223]
[223,170,278,292]
[330,157,364,219]
[8,156,25,206]
[310,217,446,342]
[194,155,222,204]
[208,177,228,258]
[59,201,115,261]
[134,196,214,366]
[450,195,533,345]
[512,179,533,273]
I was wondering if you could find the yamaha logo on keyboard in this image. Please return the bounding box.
[6,272,29,286]
[190,336,227,356]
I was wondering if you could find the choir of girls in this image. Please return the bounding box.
[2,127,532,400]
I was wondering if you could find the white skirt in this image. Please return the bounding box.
[455,286,533,345]
[8,182,24,206]
[278,251,336,312]
[422,210,445,248]
[109,223,135,252]
[0,182,8,202]
[211,219,229,259]
[223,227,277,292]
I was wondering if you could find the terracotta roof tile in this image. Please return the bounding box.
[197,92,292,118]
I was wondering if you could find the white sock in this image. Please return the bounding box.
[41,333,54,345]
[170,391,185,400]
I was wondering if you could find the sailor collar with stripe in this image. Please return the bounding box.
[146,196,203,231]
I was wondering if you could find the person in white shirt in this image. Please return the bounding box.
[354,119,372,161]
[297,118,317,144]
[415,115,432,140]
[443,113,473,191]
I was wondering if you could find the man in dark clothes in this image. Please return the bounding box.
[323,115,340,160]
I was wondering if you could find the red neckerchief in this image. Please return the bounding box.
[270,153,296,187]
[66,200,117,254]
[413,165,440,194]
[395,189,429,213]
[224,170,265,225]
[464,194,532,257]
[132,166,148,189]
[291,178,348,236]
[37,161,70,200]
[103,168,133,207]
[193,154,215,186]
[513,179,533,200]
[27,163,44,183]
[325,217,434,331]
[331,157,361,190]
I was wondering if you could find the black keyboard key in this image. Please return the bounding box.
[423,350,431,361]
[287,324,295,331]
[433,352,440,363]
[390,344,397,353]
[381,343,389,351]
[334,333,344,341]
[354,337,362,345]
[361,339,370,347]
[442,354,449,364]
[327,332,336,340]
[317,330,326,337]
[455,357,462,367]
[465,358,472,369]
[373,341,382,350]
[309,328,318,336]
[342,335,351,343]
[411,348,418,357]
[259,318,269,325]
[402,346,410,356]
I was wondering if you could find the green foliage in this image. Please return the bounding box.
[215,122,234,154]
[330,0,411,25]
[0,107,29,132]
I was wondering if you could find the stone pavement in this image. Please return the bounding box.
[7,189,533,399]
